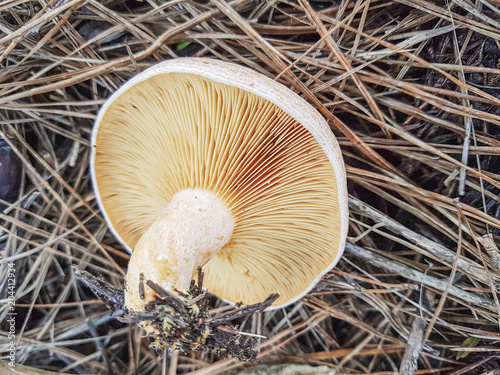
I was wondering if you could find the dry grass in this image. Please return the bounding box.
[1,0,500,374]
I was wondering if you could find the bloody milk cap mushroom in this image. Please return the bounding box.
[91,58,348,314]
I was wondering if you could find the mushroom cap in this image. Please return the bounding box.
[91,58,348,309]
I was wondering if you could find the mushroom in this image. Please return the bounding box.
[91,58,348,314]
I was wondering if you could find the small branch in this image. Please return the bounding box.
[349,197,496,286]
[399,316,427,375]
[220,364,336,375]
[206,294,279,328]
[477,234,500,270]
[459,117,472,196]
[344,243,496,312]
[145,280,186,313]
[73,266,125,314]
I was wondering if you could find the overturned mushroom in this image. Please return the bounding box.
[89,58,348,357]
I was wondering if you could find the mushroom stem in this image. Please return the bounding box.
[124,188,234,311]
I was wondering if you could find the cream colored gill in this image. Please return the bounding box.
[94,72,341,308]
